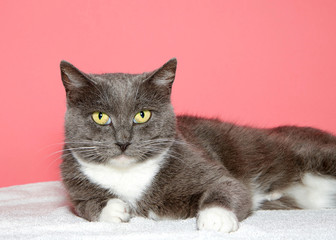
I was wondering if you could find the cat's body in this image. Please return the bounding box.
[60,59,336,233]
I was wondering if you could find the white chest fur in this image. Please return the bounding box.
[73,151,166,207]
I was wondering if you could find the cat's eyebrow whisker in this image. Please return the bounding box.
[134,79,142,103]
[89,80,111,106]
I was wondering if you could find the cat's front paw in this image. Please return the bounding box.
[99,198,131,223]
[197,207,239,233]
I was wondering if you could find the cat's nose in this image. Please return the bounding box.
[115,142,131,152]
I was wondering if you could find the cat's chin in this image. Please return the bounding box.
[108,154,138,168]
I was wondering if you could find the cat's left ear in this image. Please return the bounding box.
[146,58,177,90]
[60,61,96,92]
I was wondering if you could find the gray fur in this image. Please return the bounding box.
[60,59,336,224]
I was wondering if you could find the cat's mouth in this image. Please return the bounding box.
[108,154,137,168]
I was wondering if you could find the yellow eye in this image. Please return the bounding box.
[92,112,111,125]
[134,110,151,124]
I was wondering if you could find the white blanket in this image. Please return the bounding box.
[1,181,335,240]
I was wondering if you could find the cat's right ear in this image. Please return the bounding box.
[60,61,95,93]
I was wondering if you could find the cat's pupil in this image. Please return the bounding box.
[140,111,145,118]
[98,112,103,120]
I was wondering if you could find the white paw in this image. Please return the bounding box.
[197,207,239,233]
[99,198,131,223]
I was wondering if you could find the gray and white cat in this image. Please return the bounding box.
[60,59,336,233]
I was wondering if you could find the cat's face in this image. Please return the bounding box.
[61,59,177,167]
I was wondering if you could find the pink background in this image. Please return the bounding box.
[1,0,336,187]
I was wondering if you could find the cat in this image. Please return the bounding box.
[60,58,336,233]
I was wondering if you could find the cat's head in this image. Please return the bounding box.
[60,59,177,167]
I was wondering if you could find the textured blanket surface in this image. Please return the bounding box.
[1,181,336,240]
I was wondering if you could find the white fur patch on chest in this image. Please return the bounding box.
[73,151,167,207]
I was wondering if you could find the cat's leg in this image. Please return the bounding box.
[197,178,251,233]
[74,198,132,223]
